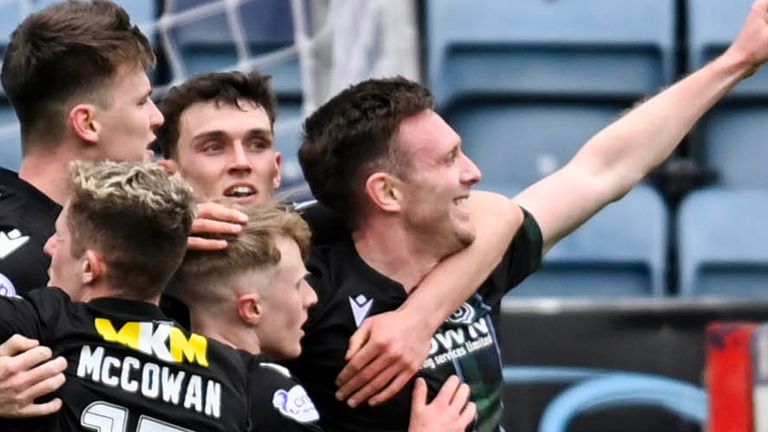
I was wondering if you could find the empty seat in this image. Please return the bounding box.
[426,0,676,106]
[164,0,301,98]
[507,185,668,297]
[428,0,675,189]
[444,99,625,187]
[678,189,768,297]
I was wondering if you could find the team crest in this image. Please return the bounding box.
[272,385,320,423]
[0,273,16,297]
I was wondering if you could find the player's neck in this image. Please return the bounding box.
[18,144,79,205]
[192,315,261,355]
[353,219,442,293]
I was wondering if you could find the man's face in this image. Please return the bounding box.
[93,65,164,162]
[253,235,317,360]
[43,205,86,300]
[174,101,282,205]
[393,110,482,255]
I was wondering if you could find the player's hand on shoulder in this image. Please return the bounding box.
[188,201,248,251]
[0,334,67,418]
[336,308,432,407]
[408,376,475,432]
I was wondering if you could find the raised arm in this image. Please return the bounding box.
[336,191,521,407]
[515,0,768,253]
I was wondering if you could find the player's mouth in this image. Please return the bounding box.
[223,184,257,203]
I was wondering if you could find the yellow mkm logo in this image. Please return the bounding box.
[94,318,209,367]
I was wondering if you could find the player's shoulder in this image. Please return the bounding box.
[249,361,321,426]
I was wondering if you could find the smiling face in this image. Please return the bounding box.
[174,100,281,204]
[393,110,482,256]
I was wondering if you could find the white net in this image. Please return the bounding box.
[0,0,421,187]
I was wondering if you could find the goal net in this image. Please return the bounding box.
[0,0,421,189]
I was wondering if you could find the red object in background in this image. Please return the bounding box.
[706,322,758,432]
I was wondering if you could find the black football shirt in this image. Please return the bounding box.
[0,287,252,432]
[0,168,60,295]
[284,210,542,432]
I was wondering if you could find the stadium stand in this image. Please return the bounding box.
[506,184,669,298]
[678,189,768,297]
[164,0,301,101]
[426,0,676,188]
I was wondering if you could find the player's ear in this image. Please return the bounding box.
[70,104,100,144]
[82,250,104,285]
[237,293,262,325]
[272,151,282,189]
[365,172,403,213]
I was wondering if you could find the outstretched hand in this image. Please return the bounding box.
[726,0,768,74]
[409,376,476,432]
[336,308,433,407]
[0,335,67,418]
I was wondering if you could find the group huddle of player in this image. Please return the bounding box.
[3,0,768,431]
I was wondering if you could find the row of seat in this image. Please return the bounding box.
[507,184,768,298]
[424,0,768,297]
[427,0,768,190]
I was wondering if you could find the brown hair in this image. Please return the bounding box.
[299,76,434,226]
[67,161,195,301]
[157,70,277,159]
[1,0,155,149]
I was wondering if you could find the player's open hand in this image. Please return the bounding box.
[336,308,432,407]
[188,202,248,250]
[408,376,476,432]
[0,334,67,418]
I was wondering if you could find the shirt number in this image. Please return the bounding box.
[81,401,193,432]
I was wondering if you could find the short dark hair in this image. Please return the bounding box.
[157,70,278,159]
[67,161,195,301]
[1,0,155,150]
[299,76,433,225]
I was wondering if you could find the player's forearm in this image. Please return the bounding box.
[570,49,754,199]
[399,192,521,329]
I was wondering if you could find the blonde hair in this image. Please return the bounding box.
[67,161,195,300]
[176,201,311,305]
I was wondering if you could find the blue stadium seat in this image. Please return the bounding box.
[507,185,668,297]
[697,103,768,187]
[429,0,675,188]
[444,100,624,187]
[678,189,768,297]
[426,0,676,106]
[166,0,301,98]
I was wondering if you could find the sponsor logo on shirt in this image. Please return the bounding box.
[272,385,320,423]
[422,302,495,370]
[349,294,373,327]
[0,229,29,260]
[94,318,209,367]
[0,273,16,297]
